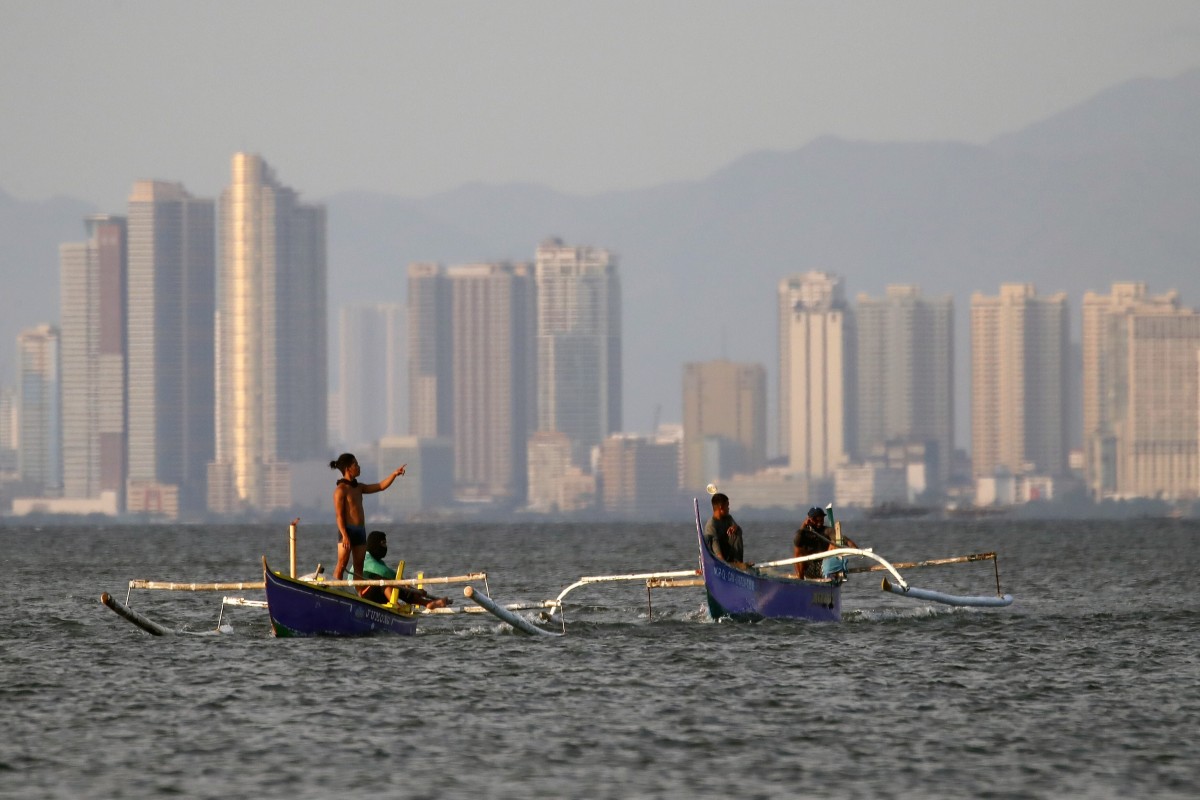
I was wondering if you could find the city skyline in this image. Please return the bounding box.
[4,68,1200,454]
[11,212,1200,517]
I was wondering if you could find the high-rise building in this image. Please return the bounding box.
[856,285,954,490]
[448,262,535,503]
[598,434,680,518]
[534,238,621,469]
[682,360,767,492]
[60,215,127,508]
[0,387,16,475]
[407,262,535,503]
[779,271,856,487]
[1082,282,1200,500]
[16,325,60,491]
[337,303,406,448]
[125,180,215,516]
[407,263,453,439]
[211,153,327,512]
[970,284,1069,479]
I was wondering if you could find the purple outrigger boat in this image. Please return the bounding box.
[695,501,841,623]
[262,557,418,637]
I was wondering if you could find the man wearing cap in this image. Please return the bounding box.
[793,507,830,579]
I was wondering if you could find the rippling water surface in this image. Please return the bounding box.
[1,517,1197,799]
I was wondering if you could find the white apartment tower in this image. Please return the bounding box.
[856,285,954,488]
[534,238,621,469]
[970,284,1069,479]
[125,180,215,515]
[1082,282,1200,500]
[212,153,327,512]
[59,214,127,507]
[779,271,856,484]
[448,263,535,502]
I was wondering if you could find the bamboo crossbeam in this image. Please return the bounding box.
[550,569,700,607]
[645,577,704,588]
[129,571,488,592]
[847,552,996,573]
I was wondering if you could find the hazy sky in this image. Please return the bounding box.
[3,1,1199,209]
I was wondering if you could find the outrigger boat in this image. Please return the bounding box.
[101,520,492,637]
[468,498,1013,634]
[262,557,417,637]
[693,499,1013,622]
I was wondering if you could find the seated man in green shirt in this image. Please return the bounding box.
[361,530,451,610]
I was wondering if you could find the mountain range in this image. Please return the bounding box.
[3,68,1199,451]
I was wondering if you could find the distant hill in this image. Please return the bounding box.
[3,68,1199,450]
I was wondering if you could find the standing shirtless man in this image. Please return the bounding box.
[330,453,407,590]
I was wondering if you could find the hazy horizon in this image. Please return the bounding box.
[3,1,1200,209]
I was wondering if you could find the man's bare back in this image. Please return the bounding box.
[329,453,406,584]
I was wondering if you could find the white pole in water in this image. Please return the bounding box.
[289,518,299,578]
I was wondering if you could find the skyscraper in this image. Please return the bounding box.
[856,285,954,488]
[60,214,126,506]
[16,324,60,492]
[1082,282,1200,500]
[212,153,327,512]
[779,271,856,486]
[406,261,535,503]
[0,387,16,476]
[970,283,1069,479]
[125,180,215,515]
[448,262,535,502]
[534,238,621,469]
[682,360,767,491]
[407,262,452,439]
[337,303,406,448]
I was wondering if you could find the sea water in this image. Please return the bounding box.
[1,518,1196,799]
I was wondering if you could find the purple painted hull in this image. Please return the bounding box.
[696,503,841,622]
[262,559,418,637]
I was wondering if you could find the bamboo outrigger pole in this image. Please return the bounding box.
[848,552,1003,596]
[127,572,488,592]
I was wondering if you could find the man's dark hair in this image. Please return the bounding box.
[330,453,357,472]
[711,492,729,507]
[366,530,387,552]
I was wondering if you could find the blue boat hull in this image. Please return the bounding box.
[696,503,841,622]
[262,559,418,637]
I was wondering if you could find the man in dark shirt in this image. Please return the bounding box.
[793,507,831,579]
[703,492,752,569]
[793,506,859,580]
